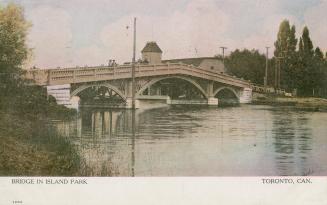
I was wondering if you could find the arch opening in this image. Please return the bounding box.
[72,84,126,107]
[139,77,207,100]
[214,87,239,106]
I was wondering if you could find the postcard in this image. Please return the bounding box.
[0,0,326,204]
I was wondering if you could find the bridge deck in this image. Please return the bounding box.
[27,63,251,88]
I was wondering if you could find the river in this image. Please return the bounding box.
[53,105,327,176]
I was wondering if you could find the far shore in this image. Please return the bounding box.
[252,95,327,112]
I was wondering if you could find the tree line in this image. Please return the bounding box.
[0,4,81,176]
[224,20,327,97]
[0,3,75,118]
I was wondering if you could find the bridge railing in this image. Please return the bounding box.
[27,62,251,88]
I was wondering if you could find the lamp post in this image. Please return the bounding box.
[131,17,136,109]
[264,47,270,87]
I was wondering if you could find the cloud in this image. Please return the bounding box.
[24,0,326,68]
[71,45,109,66]
[27,6,73,68]
[100,0,231,63]
[304,0,327,50]
[241,14,300,55]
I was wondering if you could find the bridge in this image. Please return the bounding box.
[26,42,252,108]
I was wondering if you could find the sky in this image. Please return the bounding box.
[1,0,326,68]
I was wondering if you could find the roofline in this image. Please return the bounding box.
[162,57,221,61]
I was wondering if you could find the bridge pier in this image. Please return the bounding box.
[125,80,141,109]
[206,81,219,106]
[207,97,218,106]
[125,97,140,109]
[239,88,253,103]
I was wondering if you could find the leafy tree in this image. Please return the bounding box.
[0,3,31,102]
[0,3,75,117]
[274,20,298,91]
[299,37,304,54]
[314,47,324,59]
[296,27,323,96]
[0,3,30,74]
[225,49,266,85]
[301,26,314,58]
[274,20,290,57]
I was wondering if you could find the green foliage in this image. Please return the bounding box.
[314,47,324,59]
[272,20,327,97]
[225,49,266,85]
[273,20,299,91]
[0,3,30,74]
[0,3,76,118]
[0,3,30,101]
[274,20,297,57]
[0,112,81,176]
[223,19,326,98]
[299,37,304,53]
[301,26,314,57]
[295,27,326,96]
[0,3,79,176]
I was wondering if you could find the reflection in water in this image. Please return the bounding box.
[271,108,312,175]
[131,110,136,177]
[54,105,327,176]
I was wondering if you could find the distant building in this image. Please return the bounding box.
[141,41,163,64]
[162,57,226,74]
[141,41,226,74]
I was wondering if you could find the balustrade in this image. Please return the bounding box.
[28,63,251,88]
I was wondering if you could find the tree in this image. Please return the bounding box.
[314,47,324,59]
[296,26,322,96]
[225,49,266,85]
[301,26,314,58]
[0,3,31,101]
[0,3,30,74]
[299,37,304,54]
[274,20,298,91]
[274,20,290,57]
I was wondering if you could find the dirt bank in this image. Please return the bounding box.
[253,95,327,112]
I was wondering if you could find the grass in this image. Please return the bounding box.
[0,112,82,176]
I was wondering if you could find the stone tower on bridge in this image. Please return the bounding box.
[141,41,163,64]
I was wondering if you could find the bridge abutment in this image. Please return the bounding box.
[239,88,253,103]
[47,84,79,109]
[207,97,219,106]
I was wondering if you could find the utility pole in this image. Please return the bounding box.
[220,46,227,69]
[274,58,278,89]
[264,47,270,87]
[275,56,284,89]
[131,17,136,109]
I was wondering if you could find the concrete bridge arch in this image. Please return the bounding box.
[71,83,127,102]
[137,76,209,99]
[213,86,240,102]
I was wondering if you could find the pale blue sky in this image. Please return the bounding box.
[1,0,326,68]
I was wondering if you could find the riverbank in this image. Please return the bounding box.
[0,111,83,176]
[253,95,327,111]
[0,80,86,176]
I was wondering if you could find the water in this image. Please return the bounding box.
[53,105,327,176]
